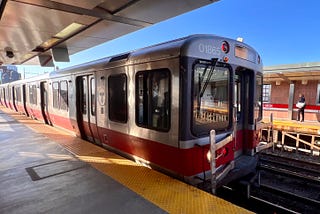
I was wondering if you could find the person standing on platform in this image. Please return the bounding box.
[296,93,306,122]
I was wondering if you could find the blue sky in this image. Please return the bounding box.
[21,0,320,75]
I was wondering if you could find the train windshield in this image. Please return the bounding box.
[192,61,230,136]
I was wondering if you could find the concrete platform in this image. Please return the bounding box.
[0,108,251,214]
[0,111,165,214]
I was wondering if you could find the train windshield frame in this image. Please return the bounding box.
[192,60,231,136]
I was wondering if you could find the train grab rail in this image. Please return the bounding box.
[209,130,234,194]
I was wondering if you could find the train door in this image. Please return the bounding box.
[40,81,51,125]
[235,68,257,153]
[76,75,99,144]
[22,84,29,116]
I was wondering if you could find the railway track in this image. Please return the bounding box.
[216,185,301,214]
[251,151,320,213]
[198,150,320,213]
[259,152,320,184]
[213,150,320,213]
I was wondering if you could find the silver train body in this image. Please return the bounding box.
[0,35,264,188]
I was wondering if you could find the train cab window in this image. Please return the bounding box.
[192,63,230,136]
[52,82,59,109]
[108,74,127,123]
[135,69,171,132]
[60,81,68,111]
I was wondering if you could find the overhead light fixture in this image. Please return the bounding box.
[33,22,86,52]
[54,22,85,39]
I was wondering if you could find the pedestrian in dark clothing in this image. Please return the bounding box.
[296,93,306,122]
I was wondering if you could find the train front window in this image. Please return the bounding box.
[192,62,230,136]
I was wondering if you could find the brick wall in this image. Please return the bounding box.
[270,83,290,104]
[263,80,320,122]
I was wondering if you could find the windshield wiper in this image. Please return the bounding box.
[197,58,218,114]
[199,58,218,98]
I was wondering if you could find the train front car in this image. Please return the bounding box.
[179,35,263,192]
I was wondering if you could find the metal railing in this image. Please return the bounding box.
[209,130,234,194]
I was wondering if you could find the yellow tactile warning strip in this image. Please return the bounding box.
[1,107,252,214]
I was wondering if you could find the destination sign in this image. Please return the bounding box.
[235,45,255,62]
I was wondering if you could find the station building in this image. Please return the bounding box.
[263,62,320,122]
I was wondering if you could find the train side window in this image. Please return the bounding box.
[29,85,37,105]
[90,77,95,116]
[82,77,87,115]
[108,74,127,123]
[33,85,37,104]
[254,74,263,121]
[135,69,171,132]
[28,85,32,104]
[28,86,31,104]
[15,87,21,102]
[8,87,11,101]
[235,74,241,121]
[60,80,68,111]
[52,82,59,109]
[2,88,5,102]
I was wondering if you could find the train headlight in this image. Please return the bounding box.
[206,150,212,162]
[221,41,230,54]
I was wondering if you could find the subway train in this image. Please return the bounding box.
[0,34,266,192]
